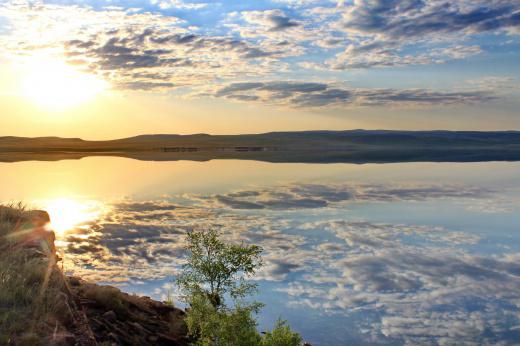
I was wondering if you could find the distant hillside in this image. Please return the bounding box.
[1,130,520,163]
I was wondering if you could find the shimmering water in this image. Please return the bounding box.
[2,158,520,345]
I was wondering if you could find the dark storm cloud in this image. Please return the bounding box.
[206,81,496,108]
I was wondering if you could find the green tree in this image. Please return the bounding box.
[177,228,263,309]
[177,228,302,346]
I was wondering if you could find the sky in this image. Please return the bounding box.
[0,0,519,138]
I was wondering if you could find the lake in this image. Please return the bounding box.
[1,157,520,345]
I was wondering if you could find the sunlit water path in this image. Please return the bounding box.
[2,157,520,345]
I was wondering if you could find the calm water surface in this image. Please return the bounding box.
[1,157,520,345]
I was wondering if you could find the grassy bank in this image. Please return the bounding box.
[0,205,188,346]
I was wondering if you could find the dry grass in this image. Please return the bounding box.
[0,203,27,237]
[0,204,66,345]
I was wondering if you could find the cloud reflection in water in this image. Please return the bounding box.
[49,182,520,345]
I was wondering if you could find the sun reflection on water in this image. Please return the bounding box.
[41,198,101,237]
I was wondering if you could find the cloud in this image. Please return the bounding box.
[269,14,300,31]
[328,42,484,70]
[64,27,289,90]
[342,1,519,40]
[0,1,295,92]
[190,183,492,210]
[240,10,300,32]
[357,89,495,106]
[1,0,516,104]
[112,201,179,213]
[320,0,520,69]
[201,81,496,108]
[150,0,209,10]
[257,259,302,281]
[279,219,520,345]
[58,196,309,282]
[227,9,303,36]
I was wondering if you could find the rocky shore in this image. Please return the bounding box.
[0,206,189,346]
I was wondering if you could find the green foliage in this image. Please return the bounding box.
[185,293,262,346]
[261,319,303,346]
[177,228,303,346]
[177,228,263,309]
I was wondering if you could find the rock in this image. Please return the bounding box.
[107,332,121,344]
[25,210,51,226]
[129,321,147,335]
[157,333,180,343]
[102,310,117,322]
[68,276,81,286]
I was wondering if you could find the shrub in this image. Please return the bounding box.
[177,228,302,346]
[185,293,262,346]
[261,319,302,346]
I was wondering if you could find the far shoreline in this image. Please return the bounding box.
[2,130,520,163]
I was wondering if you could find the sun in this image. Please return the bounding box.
[19,57,108,110]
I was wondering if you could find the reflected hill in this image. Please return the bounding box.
[1,130,520,163]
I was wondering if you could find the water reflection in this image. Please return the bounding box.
[1,158,520,345]
[32,182,520,345]
[42,198,102,236]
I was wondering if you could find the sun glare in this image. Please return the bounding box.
[43,198,100,235]
[20,57,108,110]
